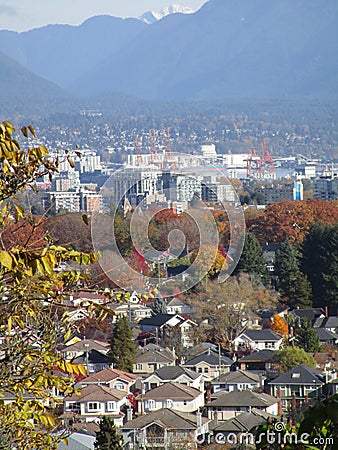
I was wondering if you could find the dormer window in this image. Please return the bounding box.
[292,373,300,378]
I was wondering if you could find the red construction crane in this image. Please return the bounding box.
[261,137,275,175]
[246,138,274,178]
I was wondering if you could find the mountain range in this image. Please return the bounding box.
[139,4,194,24]
[0,0,337,114]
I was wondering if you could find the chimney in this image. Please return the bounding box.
[127,406,133,422]
[325,306,329,317]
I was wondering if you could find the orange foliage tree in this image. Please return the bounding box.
[268,313,289,339]
[247,199,338,244]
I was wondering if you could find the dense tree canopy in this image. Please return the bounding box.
[248,199,338,244]
[301,223,338,312]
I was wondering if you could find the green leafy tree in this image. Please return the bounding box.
[295,318,322,352]
[273,346,316,373]
[301,223,338,312]
[235,232,268,282]
[0,121,97,448]
[94,416,123,450]
[275,240,312,309]
[108,316,136,372]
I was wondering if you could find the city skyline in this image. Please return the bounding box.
[0,0,207,32]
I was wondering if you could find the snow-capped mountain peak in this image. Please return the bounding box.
[139,4,194,24]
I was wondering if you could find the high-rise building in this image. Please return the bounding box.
[314,175,338,200]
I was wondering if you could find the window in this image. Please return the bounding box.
[146,400,156,411]
[198,367,203,373]
[114,383,125,391]
[88,402,99,411]
[136,363,142,371]
[67,402,80,411]
[164,399,173,408]
[204,367,209,373]
[107,401,116,411]
[265,342,274,349]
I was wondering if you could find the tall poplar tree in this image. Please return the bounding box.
[108,315,136,372]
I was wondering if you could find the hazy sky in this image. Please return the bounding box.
[0,0,207,32]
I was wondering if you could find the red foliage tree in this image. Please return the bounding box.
[247,199,338,244]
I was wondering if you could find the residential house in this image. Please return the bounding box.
[315,328,338,345]
[211,370,265,393]
[182,349,233,380]
[205,390,279,421]
[289,308,325,324]
[139,313,196,348]
[268,364,325,410]
[72,349,112,374]
[110,302,153,323]
[77,368,139,393]
[143,366,204,392]
[209,409,271,440]
[122,408,210,449]
[133,346,176,375]
[63,384,127,426]
[71,291,107,307]
[61,339,109,361]
[233,329,283,352]
[166,298,193,315]
[313,316,338,334]
[137,382,205,414]
[237,350,279,378]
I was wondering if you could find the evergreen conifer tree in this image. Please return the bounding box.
[275,240,312,309]
[301,223,338,312]
[235,232,267,282]
[295,318,322,352]
[108,316,136,372]
[94,416,123,450]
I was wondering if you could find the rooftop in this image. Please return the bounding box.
[268,364,324,385]
[138,382,202,401]
[122,408,208,431]
[184,349,233,367]
[207,390,278,408]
